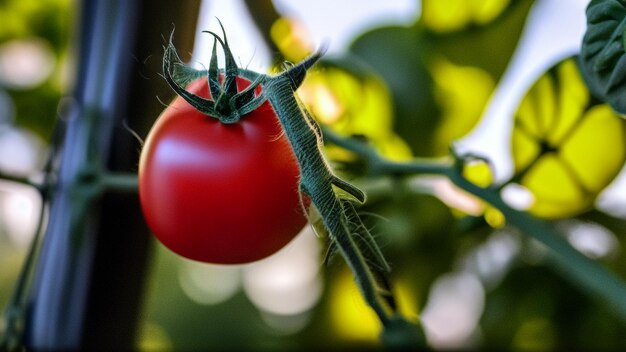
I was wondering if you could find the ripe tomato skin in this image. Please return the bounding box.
[139,77,308,264]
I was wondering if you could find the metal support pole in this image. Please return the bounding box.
[26,1,200,349]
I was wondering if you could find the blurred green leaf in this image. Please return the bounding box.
[0,0,73,141]
[349,26,441,156]
[421,0,535,80]
[348,1,534,157]
[8,84,60,140]
[363,191,458,309]
[0,0,72,52]
[481,265,626,349]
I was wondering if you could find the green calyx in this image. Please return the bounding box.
[162,24,266,124]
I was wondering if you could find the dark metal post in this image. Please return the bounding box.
[25,0,200,349]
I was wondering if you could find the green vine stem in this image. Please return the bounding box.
[262,53,395,323]
[0,199,46,351]
[323,127,626,322]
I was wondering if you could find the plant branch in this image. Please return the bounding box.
[262,51,426,348]
[323,127,626,323]
[0,197,46,351]
[100,172,139,193]
[0,170,46,194]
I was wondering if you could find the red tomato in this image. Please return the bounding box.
[139,77,308,264]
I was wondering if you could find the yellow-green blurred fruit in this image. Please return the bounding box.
[299,61,413,161]
[511,58,626,218]
[421,0,511,33]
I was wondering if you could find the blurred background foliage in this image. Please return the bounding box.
[2,0,626,350]
[0,0,72,139]
[0,0,72,334]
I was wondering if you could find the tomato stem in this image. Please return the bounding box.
[163,30,266,124]
[262,48,426,347]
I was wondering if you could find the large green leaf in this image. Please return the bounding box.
[580,0,626,114]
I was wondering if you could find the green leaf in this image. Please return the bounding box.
[349,26,441,157]
[348,1,534,157]
[580,0,626,114]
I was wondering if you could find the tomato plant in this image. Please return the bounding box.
[7,1,626,351]
[138,75,308,264]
